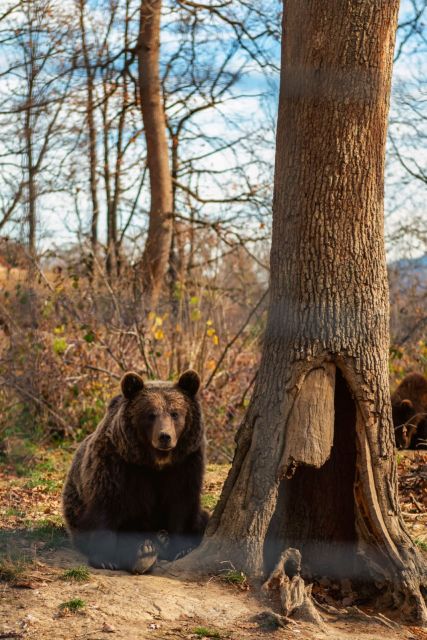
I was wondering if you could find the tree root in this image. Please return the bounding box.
[262,547,411,632]
[315,601,399,630]
[262,547,324,626]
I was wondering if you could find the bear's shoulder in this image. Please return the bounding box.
[392,372,427,401]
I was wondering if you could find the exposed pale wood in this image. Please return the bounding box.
[263,548,324,625]
[279,364,335,477]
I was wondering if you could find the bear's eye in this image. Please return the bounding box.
[170,411,179,420]
[147,412,157,421]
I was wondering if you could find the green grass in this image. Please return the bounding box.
[0,435,37,470]
[219,569,247,587]
[59,598,86,613]
[2,441,72,482]
[27,519,67,549]
[415,538,427,552]
[206,463,229,475]
[61,566,90,582]
[201,493,218,511]
[4,506,26,517]
[24,477,61,491]
[23,470,62,492]
[193,627,222,638]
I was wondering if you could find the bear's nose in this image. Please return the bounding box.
[159,432,172,447]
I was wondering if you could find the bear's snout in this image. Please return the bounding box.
[151,415,177,451]
[158,432,172,448]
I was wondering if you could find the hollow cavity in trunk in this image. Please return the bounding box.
[265,369,361,581]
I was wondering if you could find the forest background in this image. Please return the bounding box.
[0,0,426,463]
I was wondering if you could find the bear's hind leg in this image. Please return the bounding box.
[87,529,119,570]
[173,508,209,559]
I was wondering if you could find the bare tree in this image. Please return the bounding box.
[69,0,146,279]
[0,0,75,256]
[77,0,101,272]
[386,0,427,256]
[137,0,173,309]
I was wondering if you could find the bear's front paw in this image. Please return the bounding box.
[132,539,158,575]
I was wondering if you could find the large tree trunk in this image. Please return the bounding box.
[137,0,173,310]
[181,0,427,624]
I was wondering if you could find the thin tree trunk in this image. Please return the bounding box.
[137,0,173,310]
[167,131,180,374]
[78,0,100,276]
[24,38,36,262]
[27,166,36,261]
[109,71,128,278]
[168,129,188,374]
[101,79,117,281]
[180,0,427,624]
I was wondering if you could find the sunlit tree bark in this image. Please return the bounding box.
[181,0,427,624]
[137,0,173,309]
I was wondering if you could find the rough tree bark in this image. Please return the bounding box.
[137,0,173,310]
[180,0,427,624]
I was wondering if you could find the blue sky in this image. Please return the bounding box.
[0,0,425,262]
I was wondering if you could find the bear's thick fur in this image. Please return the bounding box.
[392,372,427,450]
[62,370,208,573]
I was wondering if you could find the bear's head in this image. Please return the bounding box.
[111,370,203,466]
[392,398,418,449]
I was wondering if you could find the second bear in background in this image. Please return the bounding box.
[392,372,427,450]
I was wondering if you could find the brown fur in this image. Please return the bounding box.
[62,370,208,572]
[391,372,427,449]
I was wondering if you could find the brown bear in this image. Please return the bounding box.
[62,369,208,573]
[392,372,427,450]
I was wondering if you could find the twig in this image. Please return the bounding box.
[204,290,268,389]
[93,256,122,321]
[82,364,121,380]
[0,378,71,435]
[133,323,155,378]
[237,371,258,409]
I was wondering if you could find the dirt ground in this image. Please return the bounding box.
[0,447,426,640]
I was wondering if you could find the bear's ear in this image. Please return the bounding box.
[121,372,144,399]
[401,398,413,409]
[177,370,200,396]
